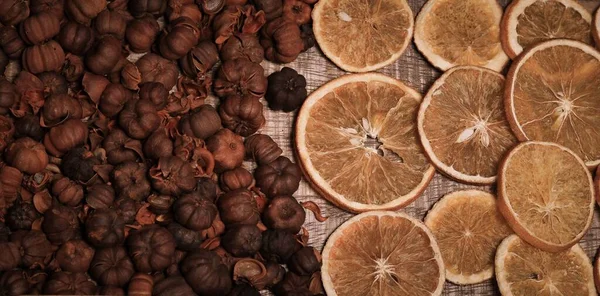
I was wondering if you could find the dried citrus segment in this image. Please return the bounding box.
[414,0,508,71]
[322,211,445,296]
[495,235,596,296]
[501,0,593,59]
[295,73,435,213]
[505,39,600,167]
[424,190,513,285]
[312,0,414,72]
[418,66,518,184]
[498,141,594,253]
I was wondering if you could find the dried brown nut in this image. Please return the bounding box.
[86,183,115,210]
[260,17,303,63]
[127,225,176,272]
[112,162,151,200]
[136,53,179,90]
[41,94,83,127]
[128,273,154,296]
[125,16,160,53]
[221,224,262,257]
[220,167,254,192]
[166,222,204,251]
[144,129,174,160]
[229,283,261,296]
[299,23,314,52]
[121,62,142,90]
[95,9,129,39]
[20,11,61,45]
[263,195,305,234]
[6,137,49,174]
[0,79,18,115]
[255,156,302,197]
[43,119,88,157]
[30,0,65,20]
[90,247,134,287]
[85,209,125,247]
[206,128,245,172]
[119,99,161,139]
[51,175,84,206]
[262,261,286,289]
[61,147,101,183]
[244,134,282,165]
[129,0,167,17]
[273,271,311,295]
[0,223,9,242]
[178,104,222,140]
[147,194,174,214]
[266,67,307,112]
[179,41,219,78]
[0,48,7,73]
[0,0,30,26]
[0,270,39,295]
[173,191,217,231]
[63,54,85,82]
[38,71,68,96]
[287,247,321,275]
[98,286,125,295]
[0,165,23,204]
[15,114,44,141]
[200,0,225,15]
[260,229,302,263]
[0,115,14,153]
[214,58,267,99]
[0,26,26,59]
[99,83,132,117]
[220,95,265,137]
[66,0,107,24]
[220,33,264,63]
[212,5,242,44]
[42,205,79,245]
[55,240,95,273]
[58,21,95,55]
[6,202,39,231]
[86,35,123,75]
[139,82,168,110]
[253,0,282,21]
[22,40,65,74]
[0,242,21,271]
[44,271,97,295]
[103,129,144,165]
[167,0,202,23]
[282,0,311,25]
[159,17,200,60]
[150,156,196,195]
[115,197,140,224]
[154,275,196,296]
[16,230,54,268]
[181,250,232,295]
[217,188,259,225]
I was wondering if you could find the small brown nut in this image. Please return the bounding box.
[95,9,130,39]
[128,0,167,17]
[55,240,95,273]
[6,202,39,231]
[99,83,133,117]
[51,175,84,206]
[43,119,89,157]
[125,16,160,53]
[38,71,68,96]
[43,271,97,295]
[178,104,222,140]
[139,82,168,110]
[90,247,135,287]
[173,191,218,231]
[158,16,200,60]
[20,11,61,45]
[6,137,49,174]
[121,62,142,90]
[282,0,311,25]
[144,129,174,160]
[0,26,26,59]
[287,246,322,275]
[153,275,196,296]
[219,167,254,192]
[254,156,302,197]
[260,229,302,263]
[0,0,30,26]
[220,33,264,63]
[253,0,283,21]
[136,53,179,90]
[127,225,176,272]
[221,224,262,257]
[206,128,245,172]
[244,134,282,165]
[118,99,161,140]
[260,17,303,63]
[219,95,265,137]
[180,250,232,295]
[58,21,95,55]
[179,41,219,78]
[149,156,196,196]
[85,35,123,75]
[22,40,65,74]
[263,195,306,234]
[214,58,267,99]
[41,94,83,127]
[112,162,151,200]
[217,188,259,226]
[86,209,125,248]
[65,0,107,25]
[86,183,115,210]
[103,128,144,165]
[42,205,80,245]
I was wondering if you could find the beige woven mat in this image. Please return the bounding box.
[257,0,600,295]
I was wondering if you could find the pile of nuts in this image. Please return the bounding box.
[0,0,324,295]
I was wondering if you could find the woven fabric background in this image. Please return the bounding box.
[256,0,600,295]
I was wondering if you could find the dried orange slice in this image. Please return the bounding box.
[594,7,600,47]
[295,73,435,213]
[424,190,513,285]
[595,252,600,293]
[595,166,600,205]
[495,235,596,296]
[414,0,509,71]
[322,211,445,296]
[505,39,600,167]
[312,0,414,72]
[498,141,594,253]
[501,0,593,59]
[418,66,517,184]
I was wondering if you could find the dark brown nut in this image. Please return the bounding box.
[55,240,95,273]
[38,71,68,96]
[128,273,154,296]
[200,0,225,15]
[154,275,196,296]
[150,156,196,195]
[206,128,245,172]
[22,40,65,74]
[95,9,129,39]
[139,82,168,110]
[98,286,125,295]
[260,17,303,63]
[61,147,101,183]
[103,129,144,165]
[41,94,83,126]
[259,261,286,289]
[0,270,32,295]
[273,272,311,295]
[0,115,14,153]
[0,79,18,115]
[51,175,84,206]
[90,247,134,287]
[147,194,174,214]
[229,283,261,296]
[0,166,23,204]
[112,162,151,200]
[179,41,219,78]
[0,26,26,59]
[0,0,30,26]
[220,167,254,192]
[0,48,7,73]
[86,184,115,209]
[220,95,265,137]
[115,197,140,224]
[62,53,85,82]
[128,0,167,17]
[166,222,203,251]
[44,272,97,295]
[17,230,54,268]
[85,209,125,247]
[86,36,123,75]
[66,0,107,24]
[136,53,179,90]
[5,137,49,174]
[82,70,111,103]
[15,114,44,141]
[0,242,21,271]
[6,202,38,231]
[0,222,9,242]
[144,129,174,160]
[167,0,202,23]
[261,229,301,263]
[220,33,264,63]
[119,99,161,139]
[217,188,259,225]
[120,61,142,90]
[58,21,95,55]
[178,105,222,140]
[255,156,302,197]
[42,205,79,245]
[30,0,65,20]
[20,11,60,45]
[253,0,282,21]
[244,134,282,165]
[196,177,219,202]
[99,83,132,117]
[173,191,218,231]
[266,67,307,112]
[212,5,242,44]
[221,224,262,257]
[181,250,232,295]
[263,195,305,234]
[214,58,267,99]
[282,0,311,25]
[159,17,200,60]
[232,259,271,289]
[43,119,88,157]
[125,16,160,53]
[287,247,321,275]
[127,225,176,272]
[299,23,314,52]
